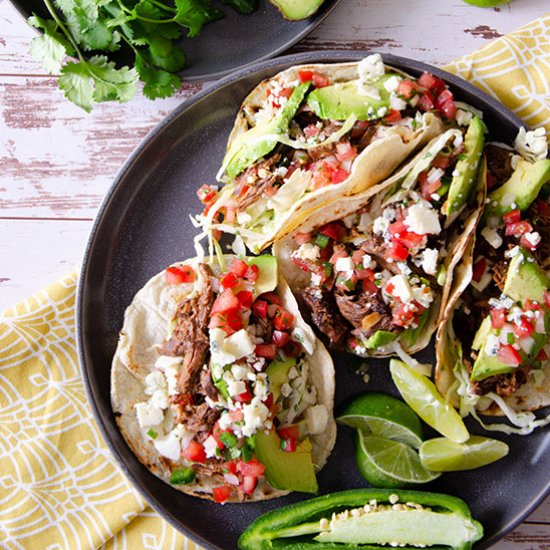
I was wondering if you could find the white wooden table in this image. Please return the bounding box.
[1,0,549,546]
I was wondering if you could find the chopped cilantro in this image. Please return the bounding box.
[169,467,196,485]
[315,233,330,249]
[219,431,238,448]
[147,428,157,439]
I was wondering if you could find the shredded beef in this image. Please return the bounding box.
[527,199,550,268]
[253,315,273,344]
[299,287,349,350]
[198,367,218,401]
[470,367,530,397]
[233,154,281,212]
[334,287,390,328]
[492,259,508,292]
[182,403,221,434]
[485,144,514,186]
[192,459,226,481]
[160,263,214,397]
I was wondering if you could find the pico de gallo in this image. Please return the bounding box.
[131,256,329,503]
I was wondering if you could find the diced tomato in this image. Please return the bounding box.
[386,241,409,261]
[392,303,416,328]
[312,72,329,88]
[361,278,379,295]
[260,292,283,305]
[213,485,231,503]
[304,124,321,138]
[418,72,446,96]
[272,330,291,347]
[223,460,237,475]
[472,257,487,283]
[351,249,365,264]
[503,209,521,225]
[356,268,375,281]
[197,184,217,204]
[209,309,243,334]
[432,154,451,169]
[279,87,293,99]
[298,69,314,83]
[514,317,534,339]
[331,167,350,184]
[497,344,522,367]
[291,257,311,272]
[255,344,277,359]
[182,440,206,463]
[212,422,227,449]
[417,92,435,111]
[544,291,550,308]
[252,299,268,319]
[212,289,241,315]
[397,79,420,99]
[283,340,303,358]
[351,119,371,139]
[221,271,240,289]
[505,221,533,237]
[234,388,252,403]
[229,259,249,277]
[385,282,395,296]
[490,308,507,329]
[318,221,346,241]
[520,233,539,251]
[237,459,265,477]
[241,475,258,495]
[272,306,295,331]
[523,299,541,312]
[244,264,259,282]
[236,290,254,309]
[165,265,196,285]
[435,89,456,119]
[238,184,250,197]
[418,170,442,199]
[294,231,312,245]
[280,437,297,452]
[537,349,549,362]
[311,166,332,189]
[384,109,402,123]
[335,142,358,162]
[278,425,300,440]
[388,220,425,249]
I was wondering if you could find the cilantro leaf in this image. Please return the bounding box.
[59,61,95,111]
[219,0,258,14]
[28,14,74,74]
[135,54,181,99]
[87,55,139,102]
[174,0,224,37]
[143,35,186,72]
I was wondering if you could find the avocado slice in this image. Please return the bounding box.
[254,429,318,493]
[247,255,278,294]
[266,357,296,402]
[443,115,485,216]
[268,0,325,19]
[484,157,550,221]
[471,250,549,381]
[307,74,401,121]
[223,82,310,180]
[362,330,398,349]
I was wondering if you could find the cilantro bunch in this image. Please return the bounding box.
[29,0,258,111]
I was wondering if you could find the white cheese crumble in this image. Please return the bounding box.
[203,435,219,459]
[292,242,321,262]
[481,226,503,249]
[335,257,354,273]
[389,95,407,111]
[154,425,193,461]
[524,231,541,247]
[362,254,376,269]
[135,401,164,428]
[384,75,402,93]
[387,275,414,303]
[404,204,441,235]
[485,334,501,356]
[358,53,385,82]
[514,127,548,162]
[455,109,473,126]
[418,248,439,275]
[357,82,381,100]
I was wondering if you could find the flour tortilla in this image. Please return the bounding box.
[216,60,445,252]
[273,141,486,358]
[111,256,336,502]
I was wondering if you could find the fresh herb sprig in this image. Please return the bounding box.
[29,0,258,111]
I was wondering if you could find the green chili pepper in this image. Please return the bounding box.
[315,234,330,249]
[238,489,483,550]
[169,468,196,485]
[220,431,238,448]
[146,428,157,440]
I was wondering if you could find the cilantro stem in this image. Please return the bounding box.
[114,0,175,24]
[41,0,85,64]
[148,0,177,13]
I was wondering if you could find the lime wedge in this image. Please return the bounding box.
[420,436,509,472]
[337,392,423,448]
[462,0,511,7]
[355,433,440,488]
[389,359,469,444]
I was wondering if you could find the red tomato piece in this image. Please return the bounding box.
[472,257,487,283]
[236,290,254,309]
[272,330,291,347]
[520,233,539,251]
[331,167,350,184]
[197,184,217,204]
[260,292,283,305]
[417,72,446,96]
[221,271,240,289]
[537,349,549,362]
[244,264,259,282]
[229,259,249,277]
[241,476,258,495]
[304,124,321,138]
[237,459,265,477]
[278,425,300,440]
[291,257,311,272]
[223,461,237,475]
[212,289,241,315]
[505,221,533,237]
[298,69,314,83]
[435,89,456,119]
[361,278,379,295]
[388,220,425,249]
[234,388,252,403]
[497,344,522,367]
[212,422,227,449]
[417,92,435,111]
[283,341,303,358]
[397,79,420,99]
[385,282,395,296]
[272,306,295,331]
[165,265,196,285]
[384,109,402,123]
[386,241,409,261]
[392,303,416,328]
[335,142,358,162]
[312,72,329,88]
[503,209,521,225]
[280,436,297,452]
[252,299,268,319]
[490,308,507,329]
[418,170,442,199]
[432,154,451,169]
[213,485,231,503]
[523,299,541,312]
[514,318,534,339]
[356,268,375,281]
[319,221,346,241]
[182,440,206,463]
[294,231,312,245]
[255,344,277,359]
[544,290,550,308]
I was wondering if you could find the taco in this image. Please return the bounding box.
[111,255,336,503]
[273,116,486,357]
[197,54,458,253]
[435,127,550,433]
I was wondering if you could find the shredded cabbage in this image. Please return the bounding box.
[390,341,432,377]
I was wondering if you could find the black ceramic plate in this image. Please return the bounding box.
[77,52,550,550]
[10,0,339,80]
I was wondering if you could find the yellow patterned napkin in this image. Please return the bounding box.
[1,15,549,549]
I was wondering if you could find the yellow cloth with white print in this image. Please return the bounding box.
[1,15,549,550]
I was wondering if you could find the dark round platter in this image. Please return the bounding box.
[77,51,550,549]
[9,0,340,80]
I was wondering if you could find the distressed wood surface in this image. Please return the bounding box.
[0,0,549,547]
